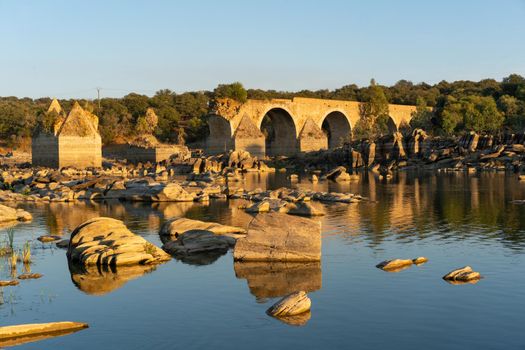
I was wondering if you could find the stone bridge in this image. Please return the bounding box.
[206,97,417,157]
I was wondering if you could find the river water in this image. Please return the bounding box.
[1,171,525,349]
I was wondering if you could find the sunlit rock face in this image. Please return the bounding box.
[233,213,321,262]
[67,217,170,267]
[234,261,322,300]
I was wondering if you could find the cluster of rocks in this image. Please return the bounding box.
[288,130,525,175]
[376,257,482,285]
[191,150,275,175]
[0,203,32,228]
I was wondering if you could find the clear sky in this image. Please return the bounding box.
[1,0,524,98]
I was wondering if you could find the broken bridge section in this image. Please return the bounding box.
[207,97,417,157]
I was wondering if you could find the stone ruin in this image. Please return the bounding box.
[102,108,191,164]
[32,100,102,168]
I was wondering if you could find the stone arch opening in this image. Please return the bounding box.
[260,108,297,156]
[387,116,398,134]
[321,111,351,148]
[206,114,232,154]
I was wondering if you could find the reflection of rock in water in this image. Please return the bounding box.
[234,261,322,300]
[272,310,311,327]
[68,261,157,295]
[153,201,197,220]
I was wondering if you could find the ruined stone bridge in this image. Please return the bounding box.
[206,97,417,157]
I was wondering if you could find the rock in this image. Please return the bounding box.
[245,200,271,213]
[325,166,348,181]
[160,217,246,237]
[442,266,481,282]
[0,280,19,287]
[310,174,318,183]
[151,183,194,202]
[162,230,232,258]
[55,239,70,248]
[67,217,171,266]
[266,291,311,317]
[0,322,88,345]
[18,273,43,280]
[285,202,325,217]
[376,259,413,271]
[412,257,428,265]
[233,213,321,262]
[0,204,32,223]
[37,235,62,243]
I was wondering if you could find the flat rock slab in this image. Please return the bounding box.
[0,321,88,346]
[67,217,171,266]
[233,213,321,262]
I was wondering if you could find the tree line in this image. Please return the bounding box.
[0,74,524,148]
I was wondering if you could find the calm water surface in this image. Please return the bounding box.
[1,172,525,349]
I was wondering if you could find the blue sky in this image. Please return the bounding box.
[1,0,524,98]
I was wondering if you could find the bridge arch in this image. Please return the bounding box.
[321,110,352,148]
[259,107,298,156]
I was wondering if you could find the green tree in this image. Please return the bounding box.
[213,82,248,103]
[410,97,433,131]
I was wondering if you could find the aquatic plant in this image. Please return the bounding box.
[10,250,18,269]
[22,241,31,264]
[6,228,15,251]
[143,242,156,255]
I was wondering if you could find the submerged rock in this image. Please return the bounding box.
[233,213,321,262]
[37,235,61,243]
[17,273,43,280]
[442,266,481,282]
[412,257,429,265]
[376,259,413,271]
[67,217,171,266]
[266,291,312,317]
[0,322,88,345]
[0,280,19,287]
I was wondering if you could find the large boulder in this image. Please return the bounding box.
[150,183,195,202]
[162,230,232,259]
[233,213,321,262]
[67,217,171,266]
[0,204,32,223]
[160,217,246,237]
